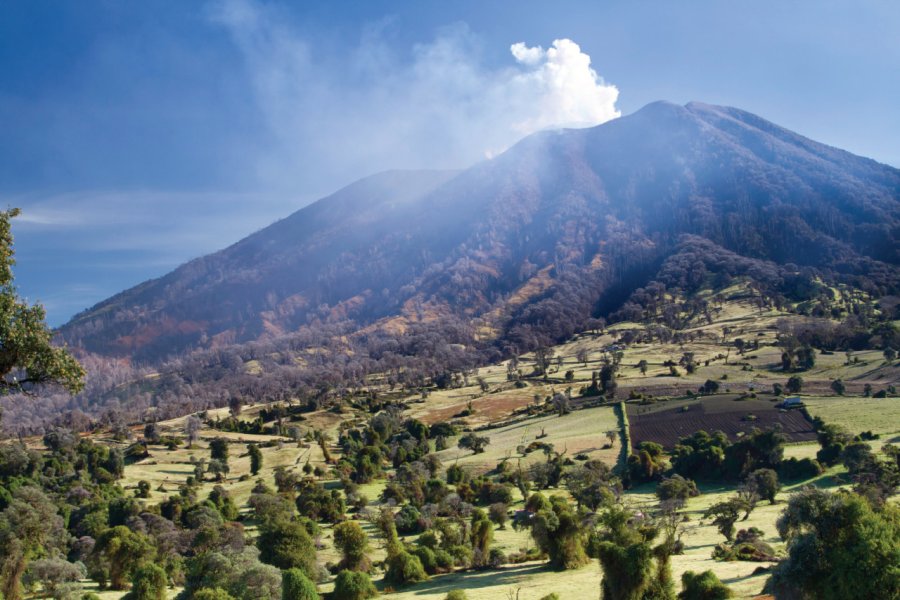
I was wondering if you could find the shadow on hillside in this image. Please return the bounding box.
[384,563,552,596]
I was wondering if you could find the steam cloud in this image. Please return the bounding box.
[212,0,621,196]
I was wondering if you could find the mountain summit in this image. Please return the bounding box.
[59,101,900,362]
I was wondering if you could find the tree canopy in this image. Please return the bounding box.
[0,209,84,397]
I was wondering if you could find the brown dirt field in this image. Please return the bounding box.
[628,395,816,448]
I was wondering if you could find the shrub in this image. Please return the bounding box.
[411,546,438,574]
[384,551,427,587]
[124,563,167,600]
[446,591,468,600]
[678,570,733,599]
[256,519,317,577]
[281,568,318,600]
[333,521,370,572]
[332,570,377,600]
[192,589,237,600]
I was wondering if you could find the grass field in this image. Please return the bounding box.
[803,396,900,435]
[433,404,622,474]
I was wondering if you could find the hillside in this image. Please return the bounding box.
[28,288,898,600]
[59,101,900,367]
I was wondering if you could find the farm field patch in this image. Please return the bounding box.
[627,395,816,449]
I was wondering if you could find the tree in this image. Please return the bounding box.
[766,489,900,600]
[208,459,230,482]
[185,416,202,448]
[745,469,780,505]
[0,486,69,600]
[281,568,318,600]
[552,392,570,417]
[830,378,846,395]
[0,209,85,398]
[458,433,489,455]
[256,519,317,578]
[333,521,370,572]
[785,375,803,394]
[124,563,167,600]
[593,506,670,600]
[656,475,699,509]
[92,525,155,590]
[605,430,617,448]
[531,496,589,570]
[332,570,377,600]
[470,509,493,569]
[703,500,742,541]
[638,360,648,375]
[699,379,719,395]
[248,444,263,476]
[21,557,83,598]
[378,514,427,587]
[678,570,733,600]
[489,503,509,529]
[567,460,618,511]
[209,438,229,462]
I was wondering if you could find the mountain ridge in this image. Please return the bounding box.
[58,100,900,364]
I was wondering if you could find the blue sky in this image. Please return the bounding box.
[2,1,899,326]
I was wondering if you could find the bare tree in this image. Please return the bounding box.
[184,416,201,448]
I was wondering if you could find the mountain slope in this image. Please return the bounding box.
[59,101,900,363]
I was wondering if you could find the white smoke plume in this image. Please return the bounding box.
[508,39,620,133]
[211,1,622,196]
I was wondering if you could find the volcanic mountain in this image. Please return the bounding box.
[59,101,900,363]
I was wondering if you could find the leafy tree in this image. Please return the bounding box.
[656,475,699,509]
[699,379,720,395]
[0,209,85,397]
[703,500,742,541]
[136,480,151,498]
[458,433,489,455]
[332,570,376,600]
[0,485,69,600]
[248,444,263,476]
[677,570,733,599]
[379,514,427,587]
[785,376,803,394]
[210,438,229,462]
[256,520,317,578]
[470,509,493,569]
[333,521,370,572]
[830,379,846,395]
[488,502,509,529]
[92,525,155,590]
[567,459,619,510]
[745,469,780,505]
[281,568,318,600]
[208,459,230,482]
[295,478,345,523]
[22,558,84,598]
[445,592,468,600]
[592,506,672,600]
[123,563,167,600]
[766,489,900,600]
[627,442,668,484]
[531,496,589,570]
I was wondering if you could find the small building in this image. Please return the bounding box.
[780,397,804,408]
